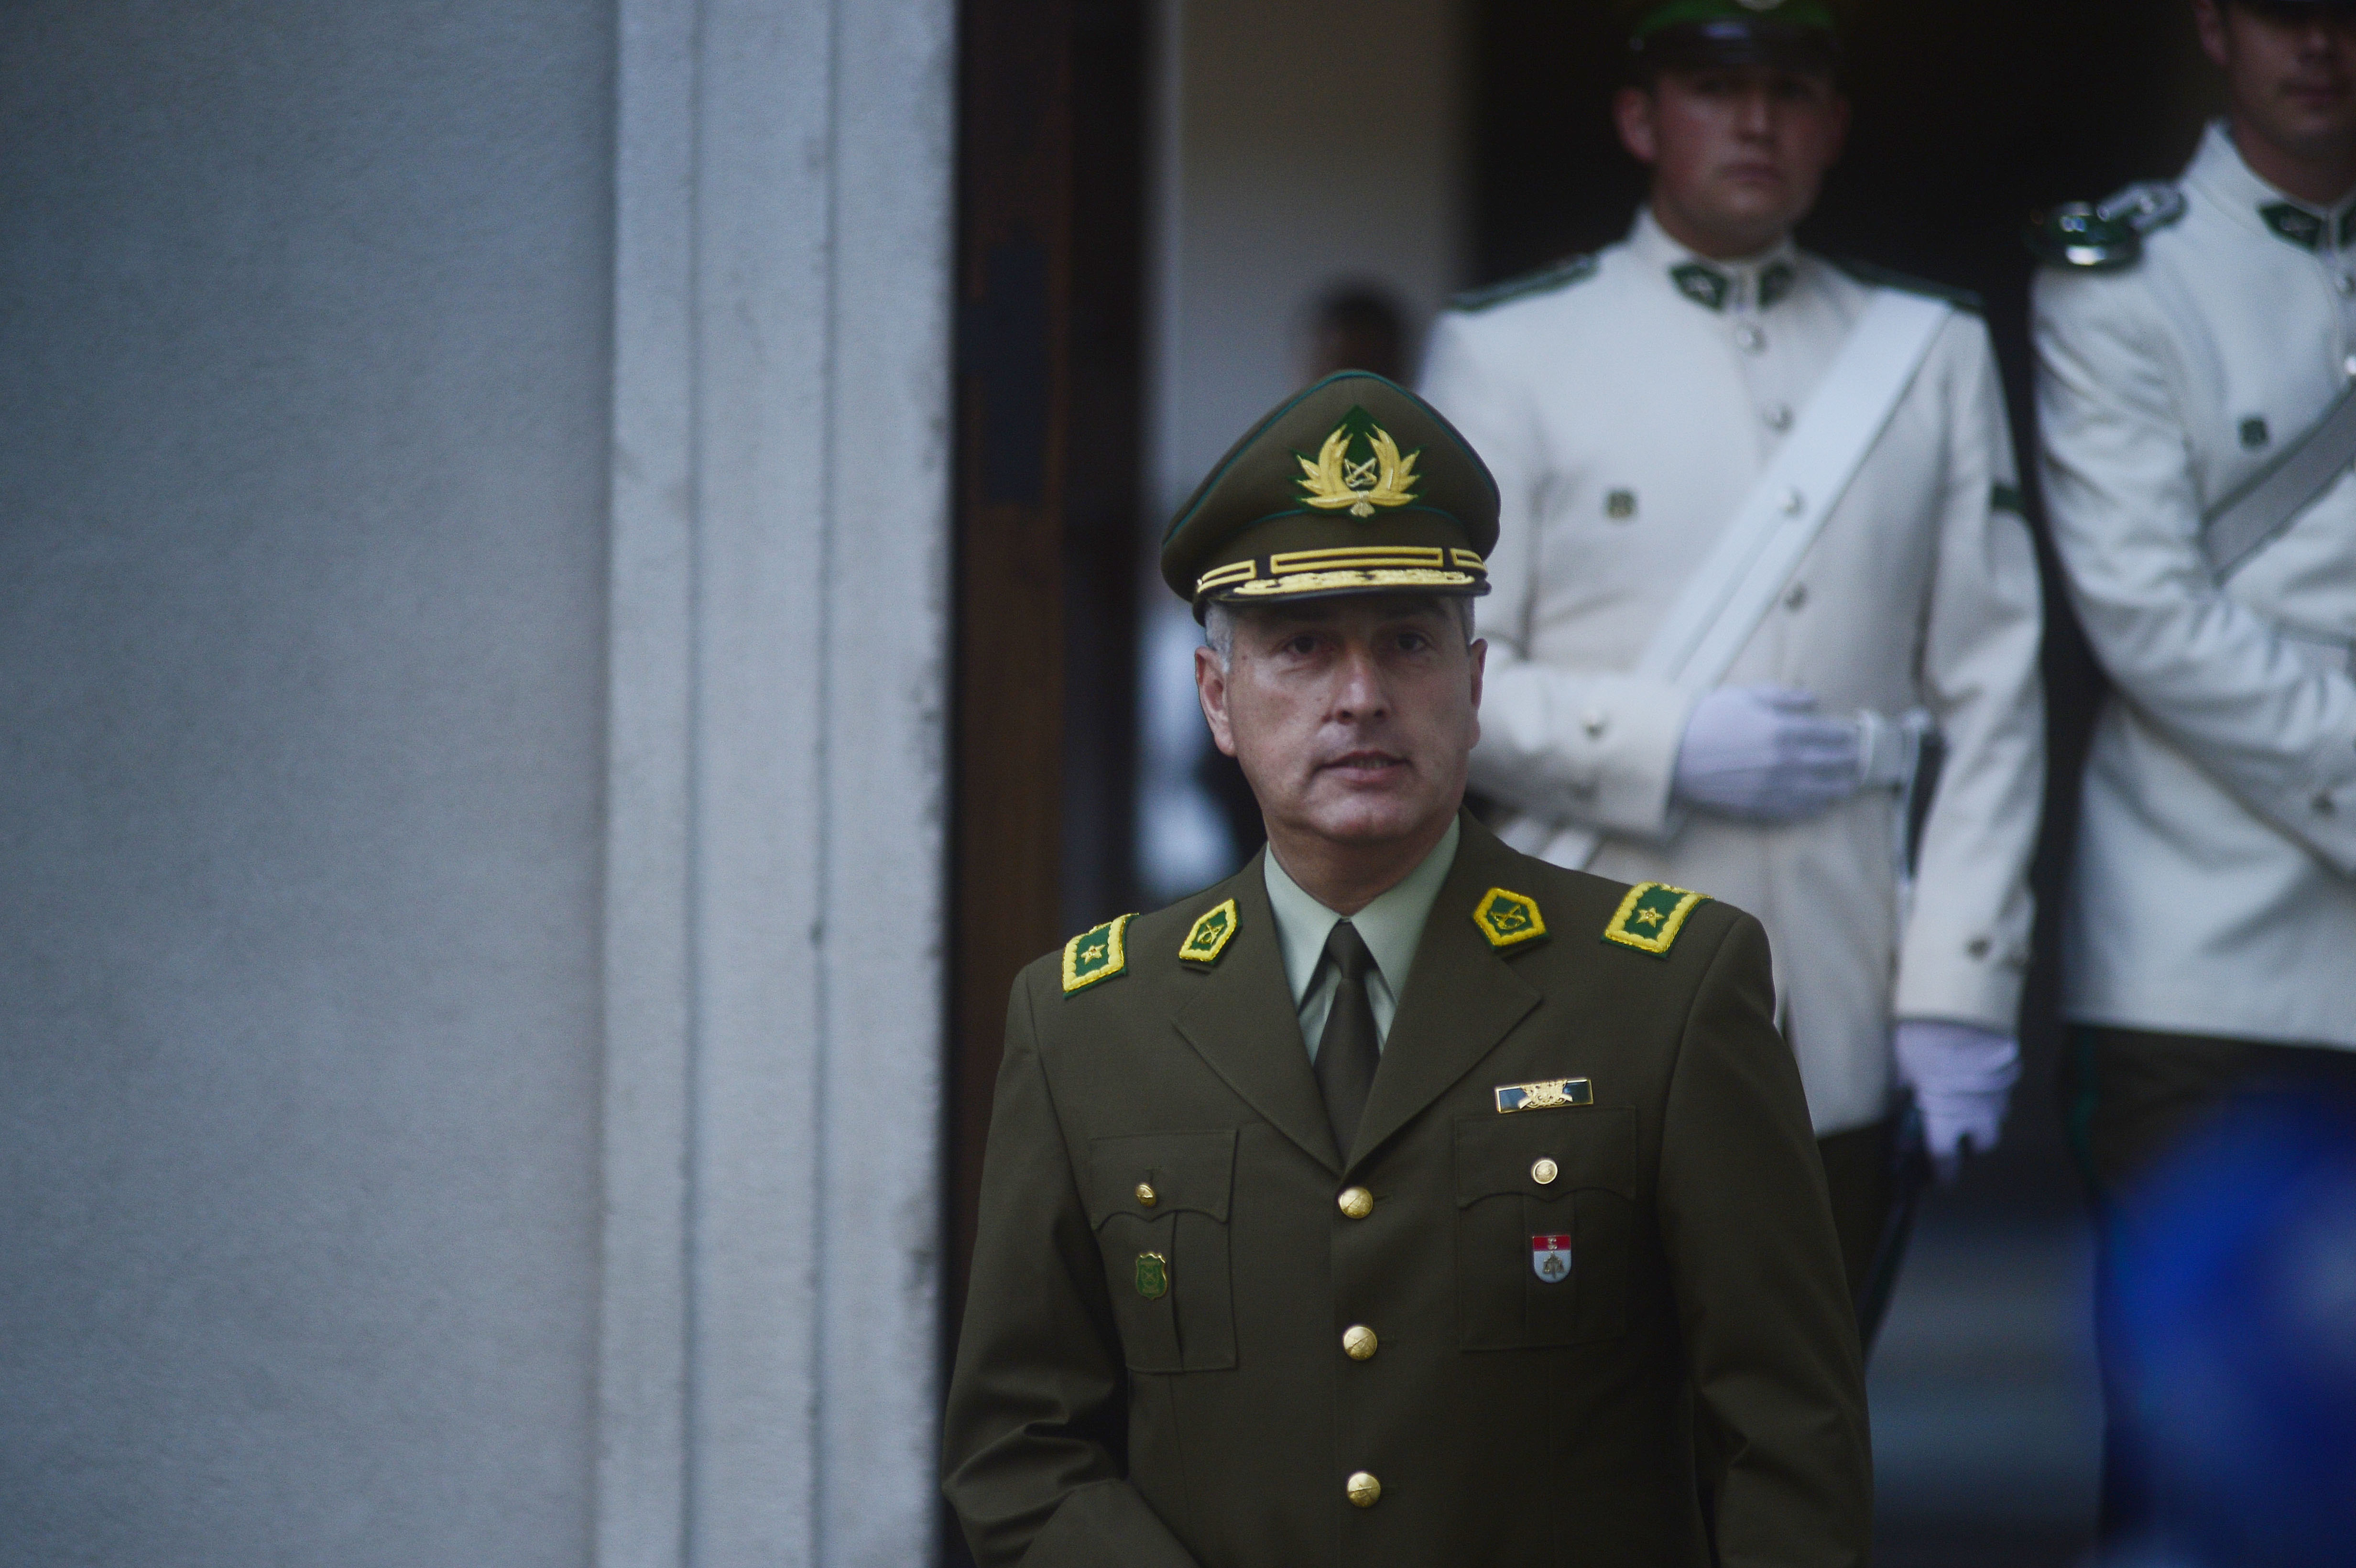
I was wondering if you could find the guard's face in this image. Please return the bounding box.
[1615,65,1848,255]
[1196,597,1484,854]
[2200,0,2356,160]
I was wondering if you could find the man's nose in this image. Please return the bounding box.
[1331,644,1389,717]
[1734,89,1776,138]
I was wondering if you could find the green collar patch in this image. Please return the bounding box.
[1759,260,1798,309]
[2262,202,2326,251]
[1178,898,1240,965]
[1603,882,1711,957]
[1472,887,1547,950]
[1063,914,1134,994]
[1670,261,1730,312]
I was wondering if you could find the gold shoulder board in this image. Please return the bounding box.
[1602,882,1711,957]
[1063,914,1135,995]
[1178,898,1240,965]
[1472,887,1547,950]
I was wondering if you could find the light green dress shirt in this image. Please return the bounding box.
[1263,817,1462,1061]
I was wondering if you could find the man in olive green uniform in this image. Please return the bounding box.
[942,373,1870,1567]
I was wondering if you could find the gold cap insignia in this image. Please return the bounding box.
[1602,882,1711,957]
[1472,887,1547,949]
[1295,405,1423,519]
[1178,898,1240,965]
[1062,913,1134,995]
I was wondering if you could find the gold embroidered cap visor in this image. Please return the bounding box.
[1160,371,1501,620]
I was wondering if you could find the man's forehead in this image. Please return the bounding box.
[1240,594,1455,630]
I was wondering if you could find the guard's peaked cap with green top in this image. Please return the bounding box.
[1160,371,1500,618]
[1625,0,1840,71]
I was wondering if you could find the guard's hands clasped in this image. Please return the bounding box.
[1895,1020,2021,1185]
[1671,686,1862,822]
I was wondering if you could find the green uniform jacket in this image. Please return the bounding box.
[943,815,1870,1567]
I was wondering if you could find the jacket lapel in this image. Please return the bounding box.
[1172,853,1343,1175]
[1347,817,1543,1169]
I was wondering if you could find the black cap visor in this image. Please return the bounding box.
[1632,20,1840,74]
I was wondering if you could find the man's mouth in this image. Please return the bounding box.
[1320,750,1408,780]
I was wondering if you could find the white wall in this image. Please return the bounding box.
[0,3,952,1564]
[1139,0,1470,900]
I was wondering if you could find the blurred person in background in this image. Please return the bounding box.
[1420,0,2046,1348]
[2100,1087,2356,1567]
[2029,0,2356,1545]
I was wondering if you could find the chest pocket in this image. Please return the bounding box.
[1452,1108,1639,1349]
[1085,1129,1237,1373]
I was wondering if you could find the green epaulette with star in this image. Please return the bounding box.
[2025,180,2186,271]
[1828,255,1985,314]
[1062,914,1134,995]
[1449,254,1598,315]
[1602,882,1712,958]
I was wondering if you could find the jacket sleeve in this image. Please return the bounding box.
[1658,910,1873,1568]
[940,974,1200,1568]
[1420,309,1695,836]
[1894,316,2046,1027]
[2034,268,2356,873]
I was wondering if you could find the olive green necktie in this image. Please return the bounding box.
[1314,921,1380,1159]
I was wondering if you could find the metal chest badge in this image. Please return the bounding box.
[1135,1251,1170,1299]
[1531,1234,1572,1284]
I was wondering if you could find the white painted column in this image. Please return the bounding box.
[600,3,954,1565]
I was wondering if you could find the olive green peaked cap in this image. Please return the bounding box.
[1160,372,1500,617]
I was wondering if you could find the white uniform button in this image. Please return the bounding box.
[1764,403,1793,431]
[1784,583,1808,611]
[2315,793,2338,817]
[1779,487,1805,515]
[1734,323,1765,353]
[2343,354,2356,379]
[2339,273,2355,296]
[1581,709,1608,738]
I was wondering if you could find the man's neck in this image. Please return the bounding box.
[2231,113,2356,208]
[1265,810,1456,917]
[1649,195,1791,264]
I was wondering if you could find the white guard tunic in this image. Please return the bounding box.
[1423,210,2046,1135]
[2036,122,2356,1051]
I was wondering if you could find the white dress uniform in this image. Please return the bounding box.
[1421,209,2047,1135]
[2036,121,2356,1052]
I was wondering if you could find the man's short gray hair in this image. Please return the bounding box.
[1202,595,1476,664]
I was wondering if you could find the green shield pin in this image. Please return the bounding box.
[1134,1251,1169,1300]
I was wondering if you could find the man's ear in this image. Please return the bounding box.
[1196,643,1240,758]
[2192,0,2230,71]
[1467,637,1486,749]
[1614,84,1659,164]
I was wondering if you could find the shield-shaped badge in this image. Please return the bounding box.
[1530,1234,1572,1284]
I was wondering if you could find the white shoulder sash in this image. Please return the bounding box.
[1529,285,1952,870]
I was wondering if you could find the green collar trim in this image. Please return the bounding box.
[1670,261,1730,311]
[2263,202,2327,251]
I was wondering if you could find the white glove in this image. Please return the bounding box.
[1895,1020,2021,1185]
[1671,686,1862,822]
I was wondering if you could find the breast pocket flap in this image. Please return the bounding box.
[1451,1107,1639,1206]
[1084,1128,1237,1228]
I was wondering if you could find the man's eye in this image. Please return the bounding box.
[1284,635,1320,656]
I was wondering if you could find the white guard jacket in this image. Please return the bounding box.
[1422,210,2046,1135]
[2036,122,2356,1051]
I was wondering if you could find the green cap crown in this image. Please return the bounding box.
[1160,372,1499,615]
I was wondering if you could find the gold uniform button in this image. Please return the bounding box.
[1346,1471,1382,1508]
[1135,1181,1158,1208]
[1342,1324,1378,1361]
[1337,1186,1375,1220]
[1531,1157,1559,1186]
